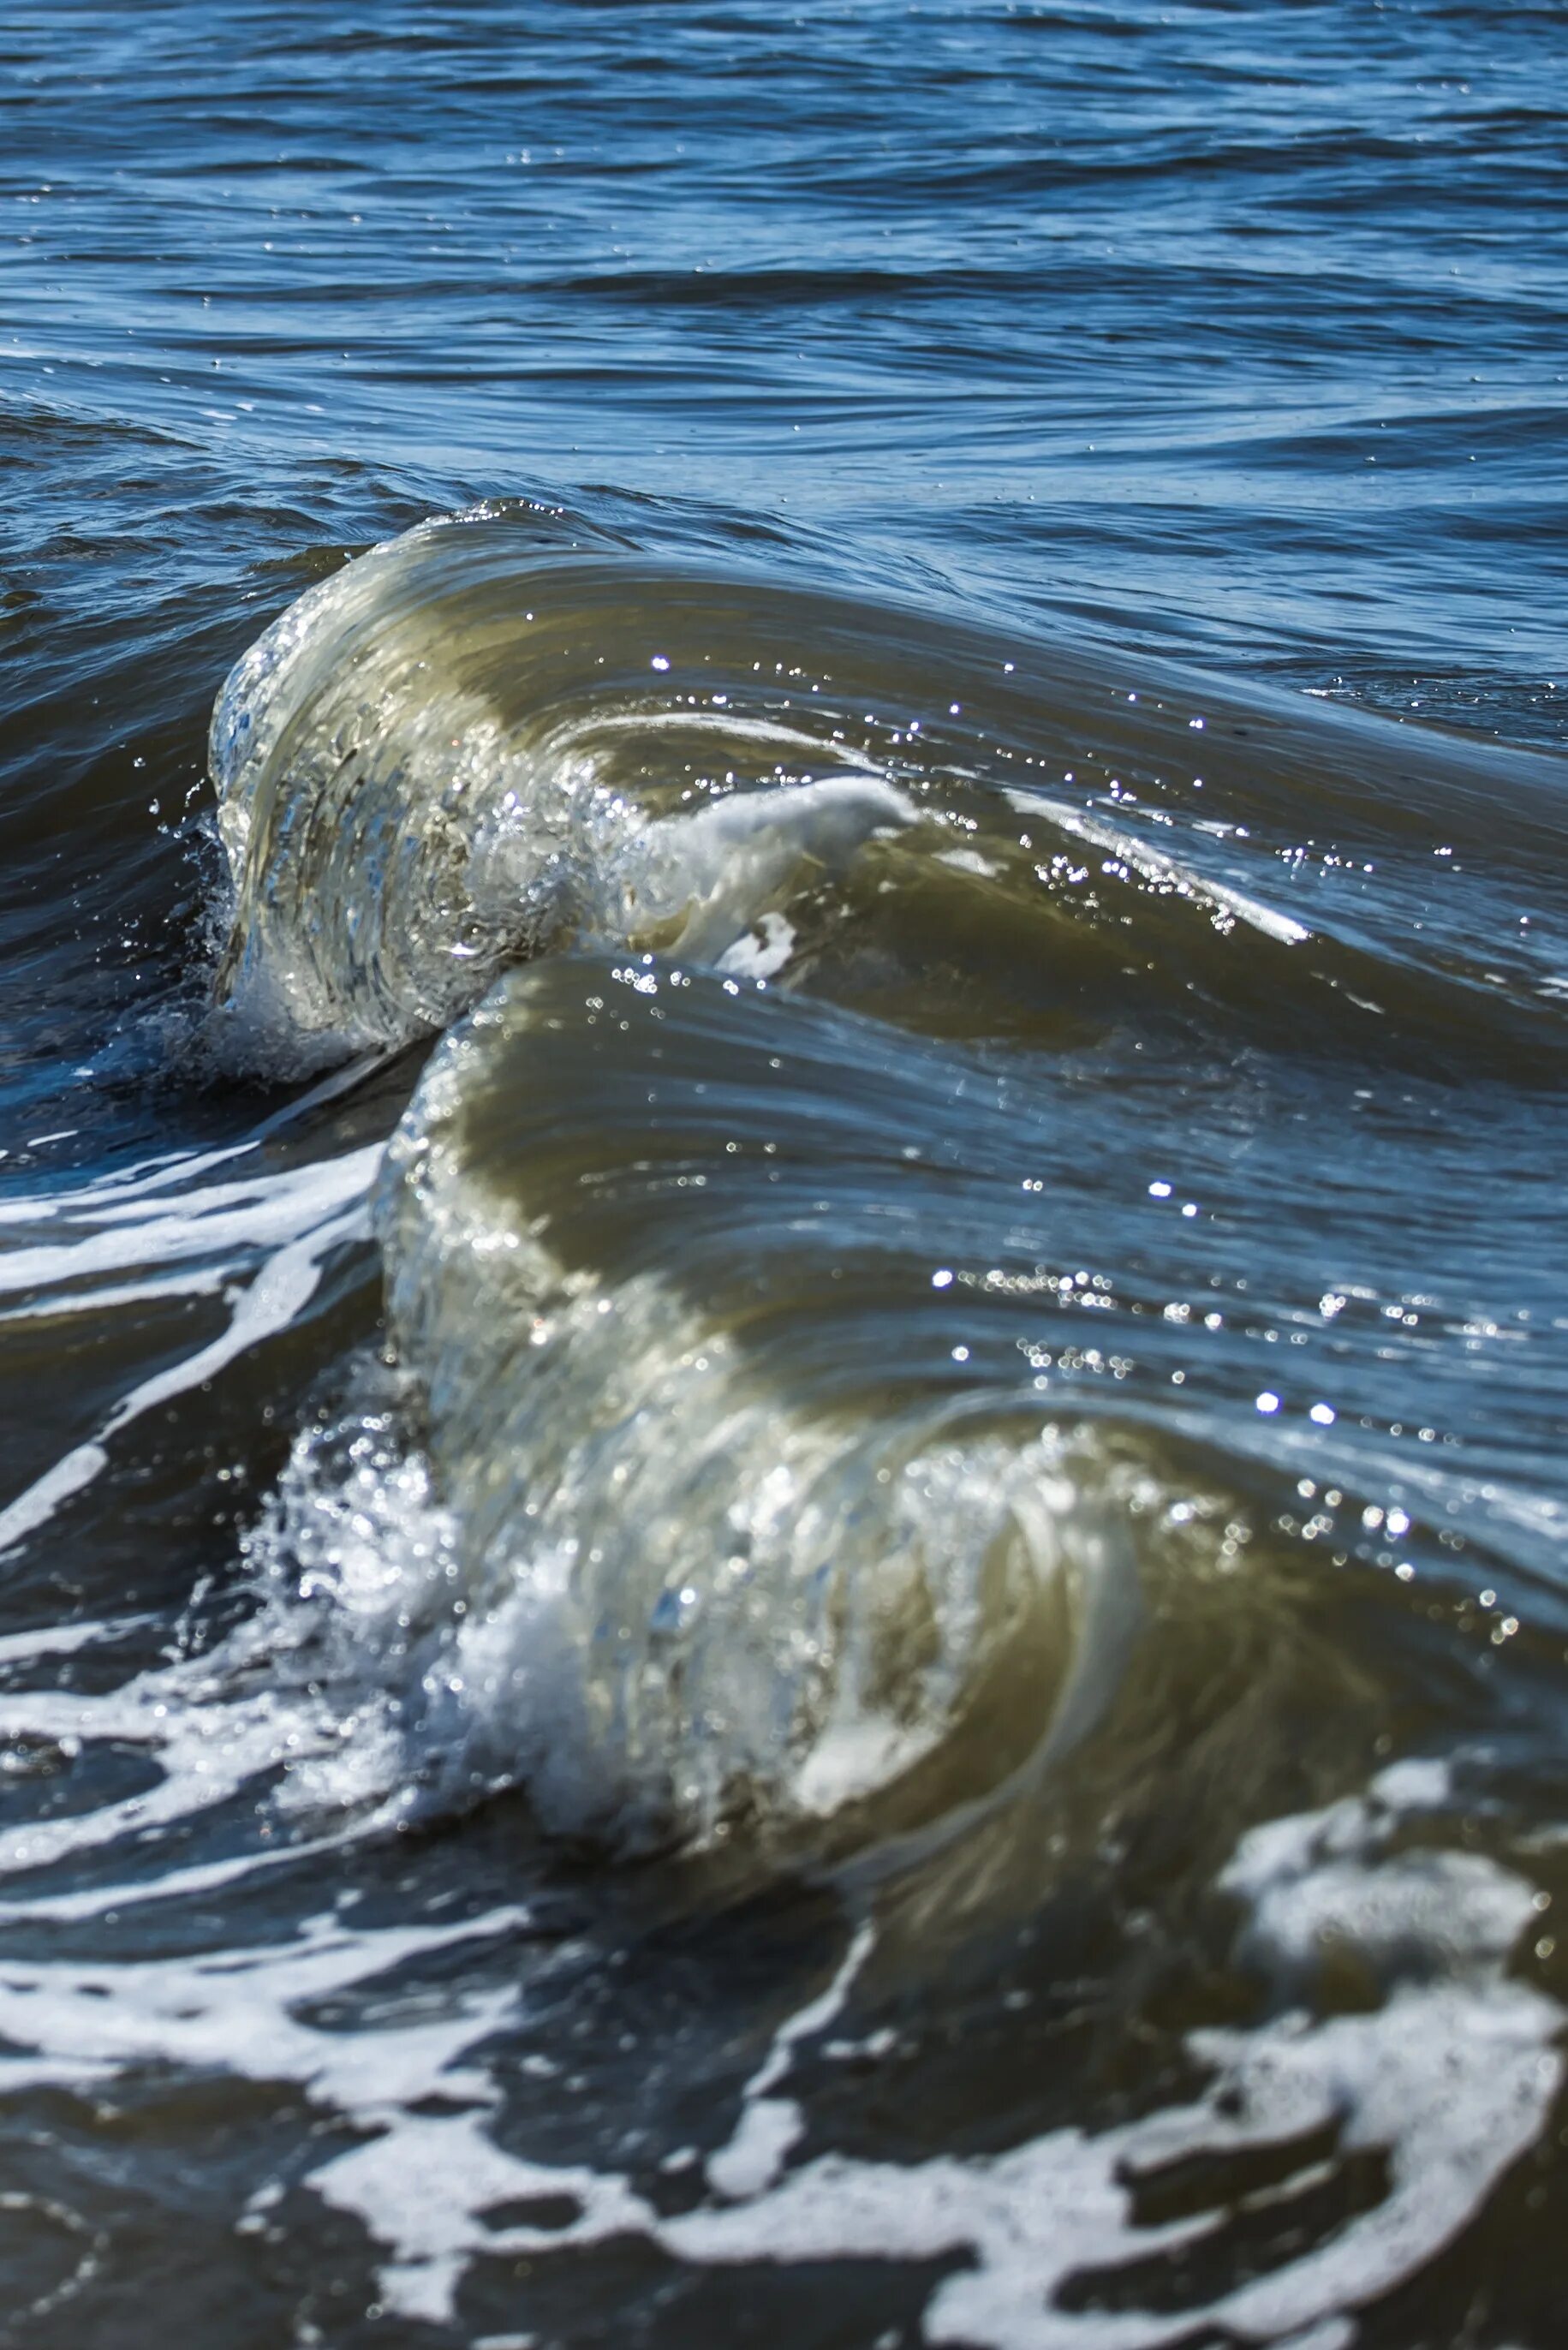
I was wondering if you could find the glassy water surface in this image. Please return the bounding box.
[1,5,1565,2345]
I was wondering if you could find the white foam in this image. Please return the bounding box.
[648,1965,1556,2346]
[716,909,797,981]
[101,1191,367,1423]
[309,1967,1556,2347]
[0,1444,110,1556]
[0,1264,231,1326]
[299,1789,1561,2342]
[318,2110,653,2328]
[0,1397,1553,2350]
[0,1141,257,1226]
[0,1147,379,1299]
[618,775,917,966]
[0,1144,379,1557]
[0,1613,147,1667]
[706,1919,875,2199]
[0,1903,532,2151]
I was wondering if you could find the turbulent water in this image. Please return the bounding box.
[3,7,1568,2347]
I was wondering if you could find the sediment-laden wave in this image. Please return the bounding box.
[3,510,1566,2346]
[209,512,1568,1076]
[190,512,1568,1850]
[189,511,1568,1861]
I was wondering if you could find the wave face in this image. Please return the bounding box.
[373,954,1144,1852]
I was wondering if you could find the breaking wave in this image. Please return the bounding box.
[4,510,1566,2344]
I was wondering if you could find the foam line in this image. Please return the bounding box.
[706,1918,875,2199]
[0,1264,230,1325]
[0,1148,379,1560]
[0,1144,379,1297]
[0,1141,257,1226]
[304,1786,1560,2341]
[0,1906,532,2120]
[0,1049,386,1238]
[100,1196,368,1428]
[0,1444,109,1558]
[0,1613,153,1667]
[0,1824,361,1924]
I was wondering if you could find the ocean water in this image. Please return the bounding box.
[2,4,1566,2344]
